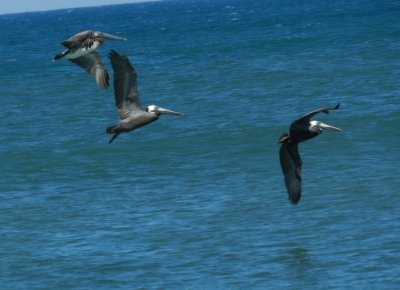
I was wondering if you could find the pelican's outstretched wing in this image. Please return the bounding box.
[70,51,109,89]
[109,50,141,120]
[61,30,95,50]
[279,142,302,205]
[290,103,340,130]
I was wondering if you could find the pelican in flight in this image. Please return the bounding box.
[53,30,127,89]
[106,50,183,144]
[278,103,341,205]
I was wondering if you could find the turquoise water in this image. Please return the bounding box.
[1,0,399,288]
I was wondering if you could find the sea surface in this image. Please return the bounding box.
[0,0,399,289]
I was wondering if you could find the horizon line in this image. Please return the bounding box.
[0,0,161,16]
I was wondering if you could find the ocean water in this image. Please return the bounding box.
[0,0,399,288]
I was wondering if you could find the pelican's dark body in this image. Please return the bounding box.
[106,112,159,134]
[278,104,341,205]
[288,127,320,143]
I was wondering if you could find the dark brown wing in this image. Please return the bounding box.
[290,103,340,131]
[61,30,95,50]
[109,50,141,119]
[279,142,302,205]
[70,51,109,89]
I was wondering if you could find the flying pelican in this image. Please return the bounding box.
[53,30,127,89]
[106,50,183,144]
[278,103,341,205]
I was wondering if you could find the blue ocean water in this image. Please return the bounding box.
[1,0,399,288]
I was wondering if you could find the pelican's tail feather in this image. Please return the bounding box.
[106,125,120,144]
[106,125,117,134]
[53,49,70,61]
[278,132,289,143]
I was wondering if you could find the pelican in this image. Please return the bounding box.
[53,30,127,89]
[278,103,341,205]
[106,50,183,144]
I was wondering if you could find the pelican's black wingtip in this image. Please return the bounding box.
[288,186,301,205]
[109,49,129,64]
[109,49,120,58]
[289,196,301,205]
[326,103,340,114]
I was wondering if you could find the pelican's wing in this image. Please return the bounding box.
[290,103,340,130]
[279,142,302,205]
[69,51,109,89]
[109,50,141,120]
[61,30,95,50]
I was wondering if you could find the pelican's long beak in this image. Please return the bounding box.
[156,106,184,116]
[319,122,342,131]
[101,33,127,41]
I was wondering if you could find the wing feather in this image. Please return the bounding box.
[109,50,141,119]
[70,51,109,89]
[290,103,340,130]
[279,142,302,205]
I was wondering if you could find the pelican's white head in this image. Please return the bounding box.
[146,105,183,116]
[310,120,341,132]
